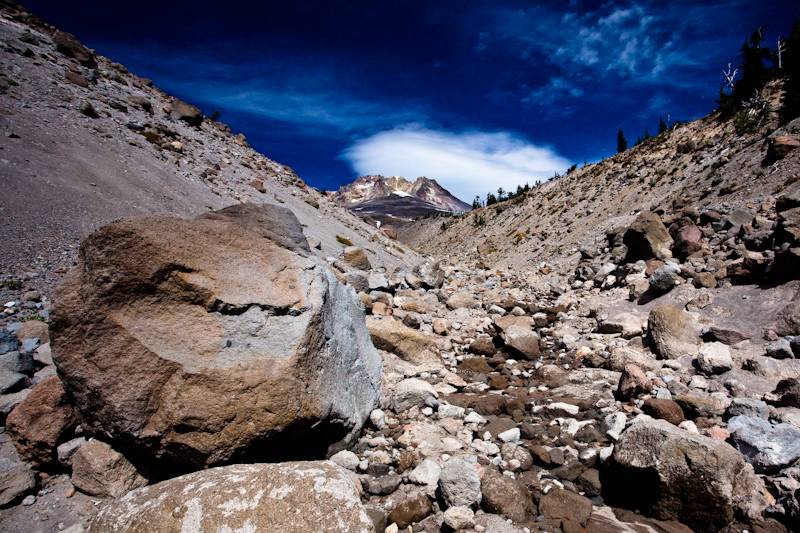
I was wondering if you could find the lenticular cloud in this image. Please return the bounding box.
[342,126,572,202]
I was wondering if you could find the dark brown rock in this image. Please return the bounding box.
[616,364,652,400]
[539,488,593,530]
[642,398,684,425]
[6,376,77,468]
[672,223,703,260]
[53,30,97,68]
[170,98,203,126]
[480,468,532,522]
[624,211,673,262]
[469,336,496,356]
[387,492,432,529]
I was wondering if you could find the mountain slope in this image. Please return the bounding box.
[0,4,419,289]
[403,81,800,271]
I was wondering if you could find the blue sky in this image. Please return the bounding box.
[25,0,799,201]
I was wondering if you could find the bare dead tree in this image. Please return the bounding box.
[723,63,739,92]
[778,36,786,69]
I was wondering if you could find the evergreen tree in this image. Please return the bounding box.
[658,116,668,134]
[486,192,497,206]
[616,129,627,153]
[780,19,800,123]
[497,188,505,201]
[720,27,773,116]
[471,196,482,209]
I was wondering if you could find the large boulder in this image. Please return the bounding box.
[623,211,673,262]
[647,305,699,359]
[605,417,767,532]
[52,30,97,68]
[170,98,203,126]
[51,204,381,470]
[88,461,374,532]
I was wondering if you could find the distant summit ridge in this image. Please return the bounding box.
[335,175,470,214]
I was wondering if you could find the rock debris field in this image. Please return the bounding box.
[2,1,800,532]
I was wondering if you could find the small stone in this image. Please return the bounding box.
[370,408,386,429]
[21,494,35,506]
[330,450,360,471]
[696,342,733,375]
[438,458,481,508]
[443,506,475,530]
[497,427,520,443]
[408,459,441,486]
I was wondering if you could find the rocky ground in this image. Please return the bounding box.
[2,2,800,533]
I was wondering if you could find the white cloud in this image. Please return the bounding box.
[341,126,572,202]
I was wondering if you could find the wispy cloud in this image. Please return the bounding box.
[341,126,572,202]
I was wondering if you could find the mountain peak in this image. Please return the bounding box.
[335,175,470,214]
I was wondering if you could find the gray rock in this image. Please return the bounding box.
[367,273,390,291]
[0,433,35,506]
[57,437,87,467]
[649,263,681,294]
[88,461,374,533]
[330,450,359,471]
[0,368,26,394]
[344,272,369,293]
[728,415,800,473]
[766,338,794,359]
[438,458,480,508]
[609,416,767,531]
[0,351,34,374]
[408,458,441,486]
[0,331,19,355]
[725,398,769,420]
[413,260,445,289]
[362,473,401,495]
[392,378,437,412]
[20,338,39,353]
[696,342,733,374]
[0,389,31,420]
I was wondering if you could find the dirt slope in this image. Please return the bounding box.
[0,5,419,291]
[403,86,800,271]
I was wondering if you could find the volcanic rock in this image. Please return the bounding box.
[51,205,381,470]
[88,461,373,532]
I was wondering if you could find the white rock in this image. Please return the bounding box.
[370,408,386,429]
[679,420,700,434]
[464,411,486,425]
[438,403,466,418]
[498,427,521,443]
[548,402,580,416]
[330,450,360,471]
[697,342,733,375]
[408,458,441,486]
[604,412,627,440]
